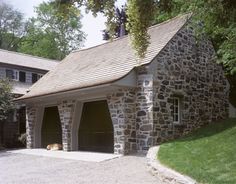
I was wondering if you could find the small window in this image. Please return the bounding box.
[6,69,18,81]
[173,97,180,123]
[19,71,26,82]
[6,69,13,79]
[32,73,43,83]
[32,73,38,83]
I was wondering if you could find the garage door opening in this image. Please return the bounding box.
[78,100,114,153]
[41,106,62,148]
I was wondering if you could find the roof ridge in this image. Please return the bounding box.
[72,13,191,54]
[0,49,60,63]
[148,12,192,30]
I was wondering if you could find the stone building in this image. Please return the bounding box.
[0,49,58,147]
[17,14,229,155]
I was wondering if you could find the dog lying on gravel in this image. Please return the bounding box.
[46,143,63,151]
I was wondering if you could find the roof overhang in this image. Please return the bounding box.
[15,70,137,106]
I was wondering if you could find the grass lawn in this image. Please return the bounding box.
[158,118,236,184]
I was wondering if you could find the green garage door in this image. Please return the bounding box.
[78,100,114,153]
[41,106,62,148]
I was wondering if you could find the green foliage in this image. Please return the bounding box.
[158,118,236,184]
[19,20,63,60]
[102,7,128,40]
[126,0,156,58]
[55,0,156,58]
[0,79,13,121]
[0,3,26,51]
[19,1,85,60]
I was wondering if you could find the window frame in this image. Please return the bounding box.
[32,73,38,83]
[5,69,19,81]
[19,71,26,83]
[32,73,43,83]
[173,97,180,124]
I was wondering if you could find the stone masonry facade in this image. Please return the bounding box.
[151,26,229,145]
[107,89,136,154]
[25,25,229,154]
[26,106,37,149]
[58,100,76,151]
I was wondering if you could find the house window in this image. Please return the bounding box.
[32,73,43,83]
[6,69,18,81]
[19,71,26,82]
[173,97,180,123]
[32,73,38,83]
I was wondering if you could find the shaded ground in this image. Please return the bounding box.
[0,152,161,184]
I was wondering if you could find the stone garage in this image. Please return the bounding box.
[17,14,229,155]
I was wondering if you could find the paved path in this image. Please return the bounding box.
[0,151,162,184]
[7,149,121,162]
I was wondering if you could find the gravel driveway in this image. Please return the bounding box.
[0,151,161,184]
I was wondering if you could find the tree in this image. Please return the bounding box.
[0,79,13,146]
[102,6,128,40]
[0,79,13,121]
[0,2,26,51]
[19,1,85,60]
[19,19,64,60]
[55,0,156,58]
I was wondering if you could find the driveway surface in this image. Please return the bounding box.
[0,151,162,184]
[7,149,121,162]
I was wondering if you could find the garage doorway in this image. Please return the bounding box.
[78,100,114,153]
[41,106,62,148]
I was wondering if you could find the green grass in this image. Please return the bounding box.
[158,118,236,184]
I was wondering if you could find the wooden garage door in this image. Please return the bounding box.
[41,106,62,148]
[78,100,114,153]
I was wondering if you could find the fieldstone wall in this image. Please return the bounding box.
[58,100,76,151]
[149,26,229,144]
[26,106,37,148]
[107,88,136,155]
[136,69,155,152]
[24,24,229,155]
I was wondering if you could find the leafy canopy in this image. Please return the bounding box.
[55,0,156,58]
[0,3,26,51]
[19,1,85,60]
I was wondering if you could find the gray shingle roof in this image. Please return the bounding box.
[0,49,59,71]
[18,14,190,100]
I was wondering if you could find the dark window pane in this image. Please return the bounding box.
[175,107,178,113]
[19,71,26,82]
[6,69,13,79]
[175,99,178,105]
[32,73,38,83]
[175,115,178,121]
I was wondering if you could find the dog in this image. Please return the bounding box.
[46,143,63,151]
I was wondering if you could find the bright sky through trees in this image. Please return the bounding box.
[5,0,126,48]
